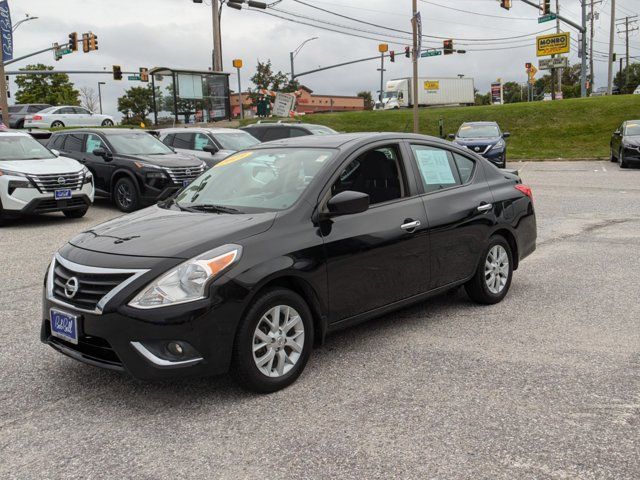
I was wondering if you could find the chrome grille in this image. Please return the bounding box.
[164,165,206,184]
[47,255,148,314]
[30,171,84,193]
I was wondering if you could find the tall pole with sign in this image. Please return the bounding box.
[607,0,616,95]
[377,43,387,105]
[412,0,419,133]
[233,59,244,120]
[581,0,587,97]
[0,0,12,126]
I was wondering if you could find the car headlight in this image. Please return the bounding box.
[0,169,27,178]
[491,139,506,151]
[128,245,242,309]
[82,167,93,184]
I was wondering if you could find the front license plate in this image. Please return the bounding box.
[54,189,72,200]
[50,309,79,344]
[183,180,191,187]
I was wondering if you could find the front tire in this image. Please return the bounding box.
[619,149,629,168]
[50,120,65,128]
[232,288,314,393]
[610,148,617,162]
[465,235,513,305]
[113,177,140,212]
[63,207,88,218]
[101,119,114,127]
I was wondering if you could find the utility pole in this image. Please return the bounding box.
[581,0,587,97]
[555,0,562,97]
[211,0,222,71]
[589,0,602,90]
[412,0,419,134]
[607,0,616,94]
[617,15,639,88]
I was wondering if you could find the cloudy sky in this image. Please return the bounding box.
[9,0,640,118]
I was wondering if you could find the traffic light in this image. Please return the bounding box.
[68,32,78,51]
[389,51,395,62]
[113,65,122,81]
[405,46,411,58]
[140,67,149,82]
[542,0,551,14]
[525,62,532,69]
[443,39,454,55]
[82,33,90,53]
[89,32,99,51]
[500,0,512,10]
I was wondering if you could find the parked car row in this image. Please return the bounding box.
[7,104,115,129]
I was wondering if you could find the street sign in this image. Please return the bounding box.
[539,56,568,70]
[59,48,72,55]
[421,50,442,58]
[536,32,570,57]
[127,75,141,81]
[538,13,557,23]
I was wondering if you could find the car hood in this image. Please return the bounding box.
[623,136,640,147]
[0,156,83,175]
[118,152,203,168]
[454,137,501,147]
[68,205,277,259]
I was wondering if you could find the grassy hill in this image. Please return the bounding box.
[244,95,640,160]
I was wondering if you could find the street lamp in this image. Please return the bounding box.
[12,14,38,33]
[290,36,318,80]
[97,82,106,114]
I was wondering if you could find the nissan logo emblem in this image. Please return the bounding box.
[185,169,192,176]
[58,177,66,185]
[64,277,79,299]
[474,147,480,152]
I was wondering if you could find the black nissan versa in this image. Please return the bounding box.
[42,133,536,393]
[449,122,510,168]
[48,129,206,212]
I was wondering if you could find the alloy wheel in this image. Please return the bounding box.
[484,245,509,294]
[252,305,305,378]
[116,183,133,209]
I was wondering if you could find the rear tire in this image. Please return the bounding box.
[465,235,513,305]
[231,288,314,393]
[63,207,88,218]
[101,119,114,127]
[113,177,140,212]
[51,121,65,129]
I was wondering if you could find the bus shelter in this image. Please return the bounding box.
[150,67,231,125]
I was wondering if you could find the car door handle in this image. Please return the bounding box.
[477,203,493,213]
[400,220,421,231]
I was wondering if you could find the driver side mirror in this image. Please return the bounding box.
[447,133,455,140]
[502,132,511,138]
[614,129,621,135]
[92,147,113,162]
[326,191,370,216]
[203,144,219,155]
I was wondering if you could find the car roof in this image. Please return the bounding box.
[157,127,247,134]
[52,128,150,136]
[242,123,325,129]
[249,132,452,150]
[461,121,499,126]
[1,130,33,138]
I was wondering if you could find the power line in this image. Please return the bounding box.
[418,0,538,20]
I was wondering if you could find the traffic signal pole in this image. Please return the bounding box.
[412,0,419,133]
[212,0,222,71]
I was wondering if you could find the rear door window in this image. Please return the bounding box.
[453,153,475,184]
[410,145,461,193]
[173,133,194,149]
[64,133,85,152]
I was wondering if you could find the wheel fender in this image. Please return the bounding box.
[110,169,142,195]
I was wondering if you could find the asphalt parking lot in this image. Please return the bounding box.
[1,160,639,479]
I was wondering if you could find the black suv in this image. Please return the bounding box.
[9,104,50,129]
[48,129,205,212]
[241,122,337,142]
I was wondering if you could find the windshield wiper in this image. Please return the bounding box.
[186,204,243,214]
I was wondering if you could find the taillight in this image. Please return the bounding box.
[515,184,533,201]
[32,115,43,121]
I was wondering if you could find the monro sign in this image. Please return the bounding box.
[536,32,570,57]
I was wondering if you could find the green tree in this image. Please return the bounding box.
[250,60,297,99]
[614,63,640,94]
[117,86,153,125]
[357,90,374,110]
[503,82,524,104]
[15,64,80,105]
[474,90,490,105]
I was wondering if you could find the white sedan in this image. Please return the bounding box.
[24,106,115,129]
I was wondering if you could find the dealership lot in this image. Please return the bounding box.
[1,161,639,479]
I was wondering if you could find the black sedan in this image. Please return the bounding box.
[48,129,206,212]
[449,121,510,168]
[41,133,537,393]
[610,120,640,168]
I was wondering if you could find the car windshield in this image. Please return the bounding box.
[214,131,260,151]
[0,135,55,160]
[625,122,640,136]
[307,125,337,135]
[458,124,501,138]
[172,148,335,213]
[108,133,174,155]
[382,91,398,100]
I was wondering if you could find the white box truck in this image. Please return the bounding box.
[382,77,475,109]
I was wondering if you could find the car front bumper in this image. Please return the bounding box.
[482,148,506,166]
[622,147,640,163]
[40,253,244,380]
[0,178,94,215]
